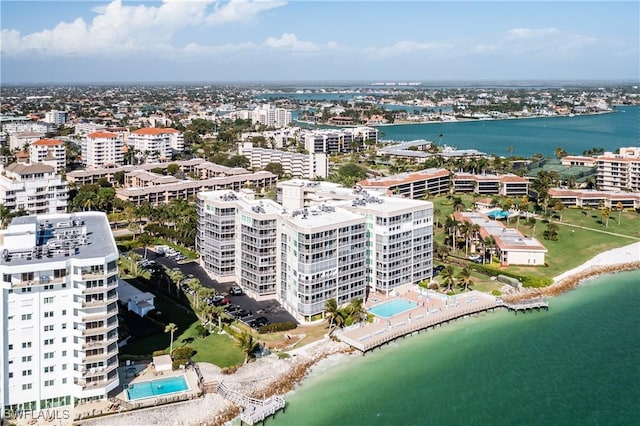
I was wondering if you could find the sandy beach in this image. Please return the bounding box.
[502,241,640,302]
[78,241,639,426]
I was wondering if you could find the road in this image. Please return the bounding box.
[133,248,297,326]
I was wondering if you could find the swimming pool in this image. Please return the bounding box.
[369,299,418,318]
[486,209,510,219]
[126,375,189,401]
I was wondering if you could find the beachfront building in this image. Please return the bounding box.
[548,188,640,210]
[29,139,66,173]
[239,142,329,179]
[595,147,640,192]
[453,211,547,266]
[0,163,68,215]
[197,182,434,321]
[0,212,120,415]
[300,127,378,154]
[83,132,124,168]
[127,128,183,162]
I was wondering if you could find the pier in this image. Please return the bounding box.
[217,382,286,425]
[337,289,549,353]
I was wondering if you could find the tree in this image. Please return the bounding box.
[264,162,285,178]
[168,268,184,296]
[543,222,559,241]
[507,145,515,157]
[456,267,473,291]
[165,323,178,356]
[602,208,610,228]
[616,202,623,225]
[440,266,456,293]
[138,233,154,260]
[188,279,203,309]
[324,298,341,335]
[0,203,12,229]
[236,332,259,364]
[346,298,367,324]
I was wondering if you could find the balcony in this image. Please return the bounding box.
[81,270,106,279]
[82,322,118,336]
[82,335,118,349]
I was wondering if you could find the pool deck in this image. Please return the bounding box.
[336,287,502,353]
[72,362,202,422]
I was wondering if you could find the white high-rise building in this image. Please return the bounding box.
[29,139,66,173]
[83,132,124,168]
[127,128,183,163]
[197,182,433,322]
[0,163,68,215]
[0,212,120,415]
[596,147,640,192]
[251,105,292,128]
[43,110,67,126]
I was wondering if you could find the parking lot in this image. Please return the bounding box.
[133,248,297,327]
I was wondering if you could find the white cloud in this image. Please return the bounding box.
[506,28,560,40]
[264,33,339,52]
[1,0,286,56]
[364,40,449,59]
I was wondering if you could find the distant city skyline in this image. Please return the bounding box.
[1,1,638,84]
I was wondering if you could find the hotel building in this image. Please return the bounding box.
[0,212,120,414]
[0,163,68,215]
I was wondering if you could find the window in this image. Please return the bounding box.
[21,287,32,293]
[22,342,32,349]
[44,380,54,387]
[61,351,67,357]
[62,323,67,329]
[8,344,13,350]
[44,325,54,332]
[44,311,54,318]
[22,370,32,376]
[44,366,54,373]
[62,378,67,384]
[44,284,54,290]
[43,297,54,304]
[62,364,67,371]
[8,373,13,378]
[44,352,54,359]
[22,356,32,362]
[61,310,67,316]
[22,384,32,390]
[62,337,67,343]
[44,339,54,345]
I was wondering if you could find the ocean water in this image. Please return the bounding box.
[377,106,639,158]
[275,270,640,426]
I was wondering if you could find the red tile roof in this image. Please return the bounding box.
[131,127,179,135]
[88,131,118,138]
[32,138,63,146]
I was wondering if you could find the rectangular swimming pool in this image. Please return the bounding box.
[368,299,418,318]
[127,375,189,401]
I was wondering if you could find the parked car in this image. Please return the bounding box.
[468,254,482,263]
[232,309,252,319]
[229,285,243,295]
[250,316,270,329]
[224,304,241,313]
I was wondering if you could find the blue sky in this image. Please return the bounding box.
[1,1,638,84]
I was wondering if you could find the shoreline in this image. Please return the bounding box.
[502,241,640,303]
[79,242,639,426]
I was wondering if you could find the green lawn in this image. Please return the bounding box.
[430,193,640,285]
[175,322,244,368]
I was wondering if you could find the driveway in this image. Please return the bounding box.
[133,248,297,326]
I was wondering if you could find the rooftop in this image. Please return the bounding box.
[0,212,117,266]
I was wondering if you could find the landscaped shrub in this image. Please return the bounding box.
[152,349,167,357]
[258,322,297,334]
[491,290,502,296]
[172,346,195,360]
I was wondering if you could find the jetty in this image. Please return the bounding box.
[337,289,549,353]
[217,382,286,425]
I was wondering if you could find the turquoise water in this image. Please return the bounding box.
[368,299,418,318]
[126,375,189,401]
[275,270,640,426]
[486,210,510,219]
[377,105,638,158]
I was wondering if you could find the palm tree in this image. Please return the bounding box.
[507,145,515,158]
[236,331,259,364]
[456,267,473,291]
[433,208,441,228]
[602,208,610,228]
[201,305,215,333]
[165,323,178,356]
[616,202,623,225]
[188,279,203,309]
[127,251,142,277]
[440,266,456,293]
[324,298,340,335]
[168,268,184,296]
[347,298,367,323]
[483,236,495,264]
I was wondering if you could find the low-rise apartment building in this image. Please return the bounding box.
[549,188,640,209]
[0,212,120,415]
[453,211,547,266]
[596,147,640,192]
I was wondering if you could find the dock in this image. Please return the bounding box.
[337,289,549,353]
[217,382,286,425]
